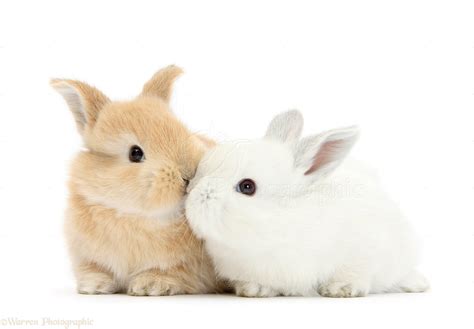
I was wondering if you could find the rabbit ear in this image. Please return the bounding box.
[264,110,304,143]
[295,126,359,179]
[141,65,183,103]
[50,79,110,135]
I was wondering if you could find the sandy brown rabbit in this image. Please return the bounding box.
[51,66,219,295]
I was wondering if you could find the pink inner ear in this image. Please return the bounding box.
[304,139,341,175]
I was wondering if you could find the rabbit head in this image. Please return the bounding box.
[185,110,359,241]
[52,66,206,220]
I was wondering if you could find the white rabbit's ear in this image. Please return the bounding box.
[295,126,359,179]
[50,79,110,135]
[264,110,304,143]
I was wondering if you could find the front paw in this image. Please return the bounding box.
[128,272,185,296]
[317,281,368,298]
[234,281,279,297]
[77,272,118,295]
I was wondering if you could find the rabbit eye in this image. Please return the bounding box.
[236,178,256,196]
[129,145,145,163]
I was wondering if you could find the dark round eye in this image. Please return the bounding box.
[237,178,256,196]
[129,145,145,163]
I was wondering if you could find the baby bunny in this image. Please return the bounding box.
[51,65,220,295]
[185,110,429,297]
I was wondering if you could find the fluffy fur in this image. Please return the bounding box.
[52,65,220,295]
[185,110,429,297]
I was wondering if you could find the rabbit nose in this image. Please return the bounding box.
[194,178,221,203]
[200,186,216,201]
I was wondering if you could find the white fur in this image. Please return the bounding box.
[185,110,429,297]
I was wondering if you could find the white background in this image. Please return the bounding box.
[0,0,473,328]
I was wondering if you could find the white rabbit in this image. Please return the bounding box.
[185,110,429,297]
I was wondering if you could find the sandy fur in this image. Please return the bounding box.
[52,66,221,295]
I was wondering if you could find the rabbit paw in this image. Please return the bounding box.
[128,272,185,296]
[77,272,118,295]
[397,271,430,293]
[317,280,368,298]
[234,281,279,297]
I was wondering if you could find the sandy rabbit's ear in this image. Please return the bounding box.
[141,65,183,103]
[50,79,110,135]
[264,110,304,143]
[295,126,359,179]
